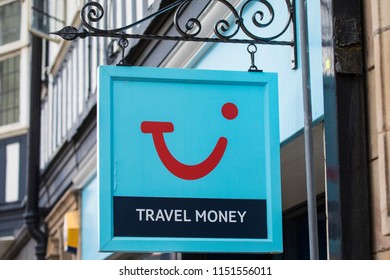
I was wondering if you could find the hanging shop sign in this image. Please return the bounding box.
[98,66,282,253]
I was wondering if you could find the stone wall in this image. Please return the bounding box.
[364,0,390,259]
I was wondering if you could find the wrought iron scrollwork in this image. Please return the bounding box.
[171,0,295,44]
[212,0,241,40]
[81,2,105,33]
[239,0,293,41]
[174,0,202,38]
[52,0,297,68]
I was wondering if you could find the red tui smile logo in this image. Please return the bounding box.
[141,103,238,180]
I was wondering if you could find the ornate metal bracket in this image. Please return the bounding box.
[52,0,297,69]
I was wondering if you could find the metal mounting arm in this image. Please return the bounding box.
[51,0,297,68]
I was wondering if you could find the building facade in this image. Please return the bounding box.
[0,0,32,259]
[0,0,389,260]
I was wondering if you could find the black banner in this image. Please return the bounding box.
[113,196,267,239]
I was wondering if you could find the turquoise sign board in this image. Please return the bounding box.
[98,66,282,253]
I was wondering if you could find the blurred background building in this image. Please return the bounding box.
[0,0,388,260]
[0,0,31,259]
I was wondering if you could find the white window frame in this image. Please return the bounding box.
[0,0,29,137]
[0,0,28,53]
[0,51,29,137]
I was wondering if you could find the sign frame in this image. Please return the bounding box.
[98,66,282,253]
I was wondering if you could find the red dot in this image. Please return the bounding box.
[222,103,238,120]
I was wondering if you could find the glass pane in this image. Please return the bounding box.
[31,0,65,34]
[0,56,20,126]
[0,1,21,46]
[5,142,20,203]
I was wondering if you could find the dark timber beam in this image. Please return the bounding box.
[321,0,371,259]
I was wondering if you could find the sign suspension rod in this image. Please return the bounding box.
[298,0,319,260]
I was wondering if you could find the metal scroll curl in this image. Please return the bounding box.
[239,0,293,41]
[212,0,241,40]
[80,2,105,33]
[173,0,241,40]
[173,0,202,38]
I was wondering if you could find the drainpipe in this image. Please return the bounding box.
[24,1,47,260]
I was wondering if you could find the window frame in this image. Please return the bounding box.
[0,134,27,207]
[0,0,22,47]
[0,54,20,127]
[0,0,29,135]
[29,0,66,42]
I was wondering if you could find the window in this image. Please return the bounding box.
[5,142,19,202]
[0,1,21,46]
[0,135,26,205]
[0,55,20,126]
[31,0,65,36]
